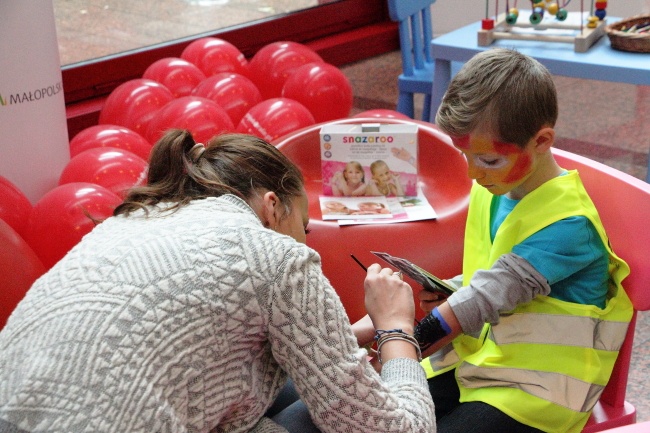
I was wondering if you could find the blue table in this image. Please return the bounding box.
[429,18,650,182]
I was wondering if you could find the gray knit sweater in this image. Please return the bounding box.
[0,195,434,433]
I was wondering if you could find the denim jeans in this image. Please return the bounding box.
[267,380,321,433]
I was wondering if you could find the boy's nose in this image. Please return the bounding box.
[467,161,484,180]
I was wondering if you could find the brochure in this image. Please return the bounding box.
[371,251,457,297]
[337,183,437,226]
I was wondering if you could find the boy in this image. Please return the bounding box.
[414,48,633,433]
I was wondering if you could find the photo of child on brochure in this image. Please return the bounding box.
[320,196,394,220]
[320,124,419,197]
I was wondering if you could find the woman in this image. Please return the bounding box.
[0,130,434,432]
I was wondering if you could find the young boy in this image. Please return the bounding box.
[414,48,633,433]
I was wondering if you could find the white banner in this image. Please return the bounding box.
[0,0,70,204]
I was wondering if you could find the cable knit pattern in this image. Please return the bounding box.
[0,195,434,433]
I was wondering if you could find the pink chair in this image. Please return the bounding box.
[552,148,650,432]
[274,118,471,323]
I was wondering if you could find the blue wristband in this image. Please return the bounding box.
[431,307,451,335]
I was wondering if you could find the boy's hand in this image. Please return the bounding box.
[418,289,445,313]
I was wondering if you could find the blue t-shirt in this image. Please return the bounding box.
[490,194,609,308]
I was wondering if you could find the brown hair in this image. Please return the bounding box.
[435,48,558,148]
[114,129,304,216]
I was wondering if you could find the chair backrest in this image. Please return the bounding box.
[552,147,650,408]
[387,0,435,76]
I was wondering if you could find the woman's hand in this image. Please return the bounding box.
[364,264,415,334]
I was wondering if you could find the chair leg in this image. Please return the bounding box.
[423,94,432,123]
[396,92,415,119]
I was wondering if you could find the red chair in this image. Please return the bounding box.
[552,148,650,432]
[274,117,471,323]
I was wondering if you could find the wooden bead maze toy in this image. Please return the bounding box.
[479,0,609,52]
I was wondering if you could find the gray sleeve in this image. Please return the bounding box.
[447,253,551,335]
[445,275,463,290]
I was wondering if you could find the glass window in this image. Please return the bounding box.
[58,0,397,137]
[54,0,341,66]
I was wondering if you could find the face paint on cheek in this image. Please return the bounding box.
[503,153,532,183]
[493,140,532,183]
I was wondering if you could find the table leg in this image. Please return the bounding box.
[430,58,452,123]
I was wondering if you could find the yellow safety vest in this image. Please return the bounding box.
[423,171,633,433]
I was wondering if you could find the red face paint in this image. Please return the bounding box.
[452,133,534,195]
[493,140,532,183]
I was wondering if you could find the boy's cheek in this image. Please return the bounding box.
[503,154,532,183]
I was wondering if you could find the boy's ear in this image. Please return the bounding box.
[534,127,555,153]
[259,191,281,229]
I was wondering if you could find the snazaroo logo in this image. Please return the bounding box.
[0,81,62,107]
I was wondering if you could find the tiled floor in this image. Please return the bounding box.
[55,0,649,425]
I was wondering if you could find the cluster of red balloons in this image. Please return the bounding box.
[0,37,411,328]
[98,38,355,145]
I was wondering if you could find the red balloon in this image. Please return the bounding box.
[180,37,249,78]
[352,109,412,120]
[248,41,323,99]
[0,176,32,240]
[59,147,148,198]
[69,124,153,161]
[24,183,122,270]
[143,57,207,97]
[146,96,235,145]
[282,62,353,122]
[0,218,45,329]
[237,98,315,142]
[192,72,262,126]
[99,79,175,137]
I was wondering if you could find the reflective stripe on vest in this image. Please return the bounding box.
[492,310,629,351]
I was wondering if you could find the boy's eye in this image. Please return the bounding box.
[474,156,508,169]
[304,227,311,235]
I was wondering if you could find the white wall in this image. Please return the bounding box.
[431,0,650,36]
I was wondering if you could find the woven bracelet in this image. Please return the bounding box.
[376,334,423,364]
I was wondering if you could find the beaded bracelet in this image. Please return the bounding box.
[375,331,423,364]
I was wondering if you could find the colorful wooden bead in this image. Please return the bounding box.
[546,2,559,15]
[482,18,495,30]
[506,8,519,25]
[595,1,608,8]
[530,7,544,25]
[595,9,607,20]
[587,15,599,28]
[556,8,568,21]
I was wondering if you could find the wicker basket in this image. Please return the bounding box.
[605,14,650,53]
